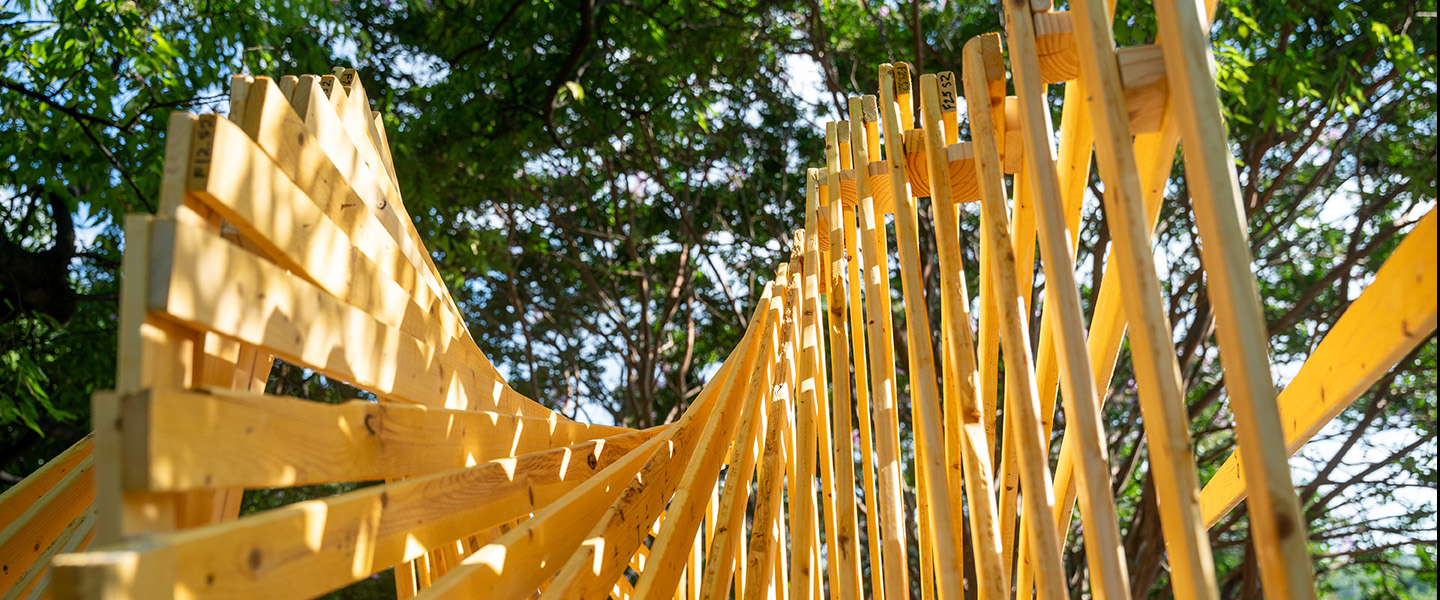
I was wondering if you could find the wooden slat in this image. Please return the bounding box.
[919,74,1008,600]
[741,391,789,600]
[530,289,774,599]
[800,170,845,600]
[145,219,528,415]
[50,430,654,599]
[962,33,1070,600]
[634,285,780,599]
[696,352,770,599]
[1200,207,1438,524]
[1152,0,1318,594]
[230,77,514,388]
[822,123,864,600]
[838,119,886,600]
[849,95,911,600]
[288,75,494,379]
[0,455,94,594]
[0,434,91,528]
[7,507,93,600]
[123,388,633,490]
[879,64,965,600]
[420,310,756,598]
[1001,2,1135,595]
[1065,0,1220,597]
[781,246,819,600]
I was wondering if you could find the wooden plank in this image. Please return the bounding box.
[1065,0,1220,597]
[1152,0,1318,594]
[848,95,911,600]
[6,507,93,600]
[535,289,774,600]
[123,387,634,490]
[288,76,492,379]
[1200,207,1438,524]
[0,455,94,594]
[232,78,510,386]
[865,161,896,215]
[49,430,655,599]
[802,169,845,600]
[1001,3,1135,595]
[839,117,886,600]
[879,64,965,600]
[419,323,750,599]
[145,219,530,416]
[740,389,789,600]
[1035,11,1079,83]
[313,73,467,357]
[823,123,864,600]
[919,74,1009,600]
[634,284,781,599]
[696,359,769,599]
[967,35,1012,584]
[800,179,840,598]
[961,33,1070,600]
[973,170,1002,492]
[0,434,91,527]
[335,69,399,186]
[780,245,818,600]
[994,150,1037,589]
[102,130,233,542]
[930,68,973,600]
[1018,7,1164,595]
[776,260,803,600]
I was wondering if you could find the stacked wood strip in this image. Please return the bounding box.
[2,2,1434,598]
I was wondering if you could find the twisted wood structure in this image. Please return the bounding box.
[2,1,1436,598]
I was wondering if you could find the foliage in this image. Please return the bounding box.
[1,0,1435,597]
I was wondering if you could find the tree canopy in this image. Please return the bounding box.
[1,0,1435,597]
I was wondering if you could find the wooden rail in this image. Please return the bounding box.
[2,3,1434,599]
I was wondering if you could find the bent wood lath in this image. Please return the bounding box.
[2,3,1435,599]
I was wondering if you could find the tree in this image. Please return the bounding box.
[1,0,350,473]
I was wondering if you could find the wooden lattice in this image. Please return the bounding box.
[1,1,1435,599]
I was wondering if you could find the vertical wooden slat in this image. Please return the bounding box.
[1066,0,1221,598]
[1000,3,1134,595]
[823,122,865,600]
[879,64,965,600]
[849,94,912,600]
[962,34,1071,600]
[1151,0,1318,595]
[920,74,1010,600]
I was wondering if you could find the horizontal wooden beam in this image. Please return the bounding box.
[199,80,543,415]
[49,429,656,599]
[122,387,637,491]
[1199,208,1438,525]
[145,219,527,415]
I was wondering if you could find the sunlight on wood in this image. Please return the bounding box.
[4,2,1432,598]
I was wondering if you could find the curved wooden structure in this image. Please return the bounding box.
[2,2,1436,599]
